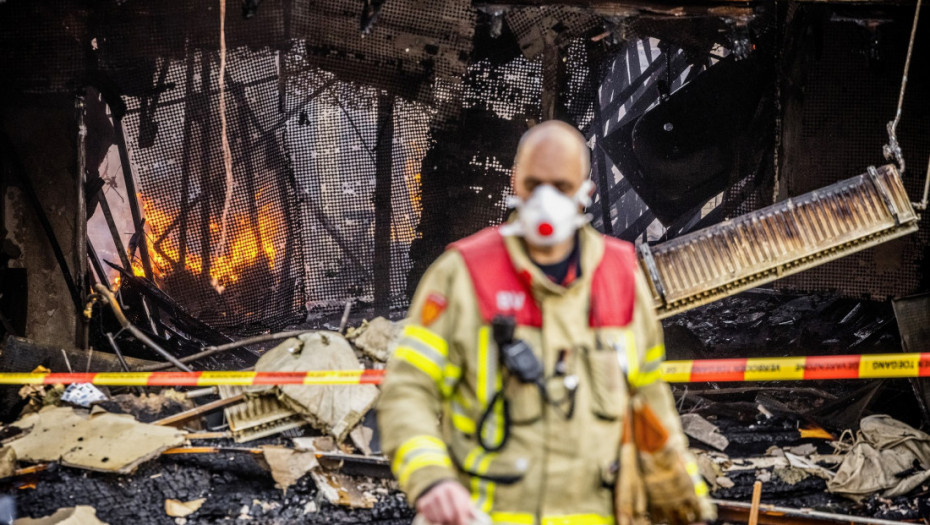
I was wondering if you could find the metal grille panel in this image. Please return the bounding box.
[644,164,920,318]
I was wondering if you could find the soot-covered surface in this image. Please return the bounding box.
[6,447,413,524]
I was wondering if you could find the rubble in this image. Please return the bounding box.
[219,385,306,443]
[59,384,107,409]
[13,506,108,525]
[680,413,729,451]
[348,317,405,363]
[2,295,926,522]
[92,390,193,424]
[256,332,380,442]
[0,448,15,479]
[164,498,206,518]
[4,406,185,474]
[827,415,930,500]
[260,445,319,494]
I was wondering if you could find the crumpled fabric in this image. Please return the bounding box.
[827,414,930,499]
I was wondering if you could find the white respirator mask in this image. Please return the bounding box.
[500,180,594,247]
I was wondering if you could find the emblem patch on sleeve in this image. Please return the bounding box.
[421,292,448,326]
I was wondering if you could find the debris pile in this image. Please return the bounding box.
[0,317,408,524]
[2,299,929,523]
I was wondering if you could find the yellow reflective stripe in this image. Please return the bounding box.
[442,363,462,397]
[642,344,665,373]
[451,401,476,434]
[685,460,709,498]
[477,326,492,405]
[695,480,709,497]
[394,346,442,382]
[392,435,446,474]
[453,413,476,434]
[542,514,614,525]
[476,326,504,447]
[645,344,665,364]
[404,325,448,356]
[685,461,699,477]
[626,330,662,387]
[629,367,661,387]
[398,452,453,487]
[491,512,534,525]
[463,447,483,471]
[463,447,497,513]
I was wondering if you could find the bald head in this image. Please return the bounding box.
[512,120,591,201]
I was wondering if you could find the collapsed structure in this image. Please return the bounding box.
[0,0,929,523]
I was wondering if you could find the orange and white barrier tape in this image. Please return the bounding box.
[0,353,927,386]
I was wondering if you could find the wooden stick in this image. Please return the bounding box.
[749,481,763,525]
[152,393,245,426]
[186,431,232,440]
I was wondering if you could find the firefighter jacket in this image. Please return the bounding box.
[378,223,707,525]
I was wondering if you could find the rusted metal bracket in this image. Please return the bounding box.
[867,165,900,226]
[637,242,666,304]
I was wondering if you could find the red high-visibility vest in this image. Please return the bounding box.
[449,227,637,328]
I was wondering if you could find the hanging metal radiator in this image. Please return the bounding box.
[639,164,921,319]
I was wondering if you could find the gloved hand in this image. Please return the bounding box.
[616,396,716,525]
[414,480,490,525]
[615,438,650,525]
[639,447,716,525]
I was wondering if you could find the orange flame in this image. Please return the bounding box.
[135,194,283,289]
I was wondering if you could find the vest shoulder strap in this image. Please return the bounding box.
[589,236,637,327]
[449,228,543,327]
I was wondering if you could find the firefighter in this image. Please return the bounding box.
[378,120,712,525]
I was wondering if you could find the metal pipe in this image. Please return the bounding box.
[136,330,313,372]
[185,387,217,399]
[338,300,353,334]
[93,283,192,371]
[86,239,111,291]
[112,118,154,280]
[104,332,132,373]
[112,113,163,335]
[713,499,912,525]
[95,188,132,269]
[916,152,930,211]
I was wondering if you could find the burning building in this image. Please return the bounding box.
[0,0,928,523]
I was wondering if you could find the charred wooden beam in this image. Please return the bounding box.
[93,283,192,372]
[76,95,89,350]
[373,92,395,316]
[104,261,234,347]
